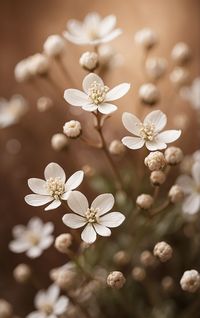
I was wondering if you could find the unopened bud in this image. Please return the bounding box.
[169,185,184,203]
[164,147,183,165]
[13,263,32,283]
[107,271,126,289]
[109,140,126,155]
[136,194,154,210]
[51,133,68,151]
[113,251,130,266]
[153,241,173,262]
[180,270,200,293]
[132,267,146,281]
[0,299,13,318]
[139,83,160,105]
[140,250,155,267]
[79,51,98,71]
[63,120,82,138]
[171,42,191,65]
[150,170,166,186]
[144,151,166,171]
[55,233,73,253]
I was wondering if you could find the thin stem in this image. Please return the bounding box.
[150,199,170,217]
[55,56,76,87]
[80,135,102,148]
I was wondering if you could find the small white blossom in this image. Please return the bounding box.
[62,191,125,244]
[64,73,130,115]
[122,110,181,151]
[27,284,69,318]
[25,162,84,211]
[9,217,54,258]
[134,28,157,50]
[176,162,200,214]
[181,77,200,110]
[63,120,82,138]
[145,57,167,80]
[43,35,65,57]
[64,13,122,46]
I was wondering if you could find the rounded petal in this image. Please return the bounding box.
[12,225,26,237]
[67,191,89,216]
[28,217,43,230]
[27,311,45,318]
[99,212,125,228]
[42,222,54,235]
[54,296,69,315]
[91,193,114,216]
[81,223,96,244]
[39,236,54,249]
[100,28,122,43]
[183,194,200,215]
[61,191,71,201]
[9,240,29,253]
[144,110,167,132]
[157,130,181,143]
[145,140,167,151]
[28,178,48,195]
[62,213,86,229]
[63,31,89,45]
[93,224,111,237]
[106,83,130,102]
[122,136,144,150]
[47,284,60,302]
[26,246,42,258]
[65,170,84,191]
[44,162,66,182]
[64,89,88,106]
[98,103,117,114]
[99,15,116,36]
[45,200,61,211]
[176,175,194,194]
[82,104,98,112]
[82,73,104,94]
[67,19,83,36]
[25,194,53,207]
[192,162,200,185]
[122,112,142,136]
[84,12,101,29]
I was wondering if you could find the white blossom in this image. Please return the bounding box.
[25,162,84,211]
[62,191,125,244]
[9,217,54,258]
[181,77,200,110]
[122,110,181,151]
[64,13,122,46]
[134,28,157,49]
[64,73,130,115]
[43,35,65,57]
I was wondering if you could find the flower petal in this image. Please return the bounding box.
[106,83,130,101]
[81,223,96,243]
[99,212,125,228]
[145,140,167,151]
[28,178,48,195]
[64,89,88,106]
[44,162,66,182]
[84,12,101,29]
[43,222,54,235]
[12,225,26,237]
[9,240,29,253]
[157,130,181,143]
[61,191,71,201]
[65,170,84,191]
[25,194,53,207]
[82,73,104,94]
[28,217,43,231]
[47,284,60,302]
[82,104,98,112]
[67,191,89,216]
[100,29,122,43]
[192,162,200,185]
[62,213,86,229]
[91,193,114,216]
[144,110,167,132]
[54,296,69,315]
[45,200,61,211]
[176,175,194,194]
[122,112,142,136]
[93,224,111,236]
[99,15,116,36]
[98,103,117,114]
[67,19,83,36]
[26,246,42,258]
[183,193,200,215]
[39,236,54,249]
[63,32,89,45]
[122,136,144,149]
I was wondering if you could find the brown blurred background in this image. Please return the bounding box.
[0,0,200,315]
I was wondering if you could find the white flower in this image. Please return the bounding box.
[9,217,54,258]
[62,191,125,244]
[25,162,84,211]
[43,35,65,57]
[122,110,181,151]
[27,284,69,318]
[64,13,122,46]
[181,77,200,110]
[134,28,157,49]
[64,73,130,115]
[176,162,200,215]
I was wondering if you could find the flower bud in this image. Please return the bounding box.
[79,51,98,71]
[55,233,72,253]
[37,96,53,112]
[136,194,154,210]
[170,67,190,88]
[140,250,155,267]
[171,42,191,65]
[107,271,126,289]
[113,251,130,266]
[145,57,167,80]
[43,35,65,57]
[180,270,200,293]
[82,165,95,177]
[0,299,13,318]
[164,147,183,165]
[51,133,68,151]
[168,185,184,203]
[153,241,173,262]
[139,83,160,105]
[150,170,166,186]
[132,267,146,281]
[161,276,174,291]
[63,120,82,138]
[144,151,166,171]
[14,60,31,82]
[28,53,49,76]
[135,28,157,50]
[13,263,32,283]
[109,140,126,155]
[56,267,77,290]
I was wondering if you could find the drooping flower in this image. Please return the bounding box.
[9,217,54,258]
[27,284,69,318]
[122,110,181,151]
[25,162,84,211]
[62,191,125,244]
[181,77,200,110]
[64,73,130,115]
[176,162,200,215]
[64,13,122,46]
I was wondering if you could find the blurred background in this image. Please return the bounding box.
[0,0,200,316]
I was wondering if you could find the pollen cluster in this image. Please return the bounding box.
[88,81,109,105]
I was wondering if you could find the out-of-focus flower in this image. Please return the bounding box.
[145,57,167,80]
[79,51,98,71]
[13,264,32,283]
[122,110,181,151]
[171,42,191,65]
[0,299,13,318]
[64,13,122,46]
[43,35,65,57]
[180,77,200,110]
[28,53,49,76]
[107,271,126,289]
[176,162,200,214]
[170,67,190,88]
[132,267,146,282]
[113,250,130,266]
[164,146,183,165]
[51,134,68,151]
[62,191,125,244]
[180,270,200,293]
[139,83,160,105]
[27,284,69,318]
[140,250,155,267]
[37,97,53,112]
[109,140,126,155]
[64,73,130,115]
[9,217,54,258]
[14,59,32,82]
[51,263,78,290]
[63,120,82,138]
[25,162,84,211]
[0,95,28,128]
[169,185,184,203]
[134,28,157,50]
[55,233,73,254]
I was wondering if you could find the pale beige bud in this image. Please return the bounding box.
[164,147,183,165]
[14,60,31,82]
[153,241,173,262]
[82,165,95,177]
[37,96,53,112]
[161,276,174,291]
[170,67,190,88]
[139,83,160,105]
[55,233,72,253]
[113,251,130,266]
[79,51,98,71]
[171,42,191,65]
[136,194,154,210]
[63,120,81,138]
[140,250,155,267]
[150,170,166,186]
[144,151,166,171]
[135,28,158,50]
[169,185,184,203]
[107,271,126,289]
[28,53,49,76]
[43,35,65,57]
[109,140,126,155]
[13,263,32,283]
[180,270,200,293]
[51,133,68,151]
[145,57,167,80]
[132,267,146,281]
[0,299,13,318]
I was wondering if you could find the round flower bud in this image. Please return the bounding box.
[171,42,191,65]
[13,263,32,283]
[113,251,130,266]
[109,140,126,155]
[132,267,146,281]
[0,299,13,318]
[43,35,65,57]
[145,57,167,80]
[153,241,173,262]
[28,53,49,76]
[139,83,160,105]
[63,120,81,138]
[51,133,68,151]
[161,276,174,292]
[134,28,157,50]
[37,96,53,112]
[168,185,184,203]
[170,67,190,88]
[164,147,183,165]
[14,60,31,83]
[140,250,155,267]
[150,170,166,186]
[180,270,200,293]
[55,233,72,253]
[56,268,77,290]
[136,194,154,210]
[79,51,98,71]
[82,165,95,177]
[107,271,126,289]
[144,151,166,171]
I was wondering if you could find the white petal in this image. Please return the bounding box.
[99,212,125,228]
[91,193,114,216]
[63,31,89,45]
[176,175,194,194]
[62,213,86,229]
[82,73,104,94]
[144,110,167,132]
[27,246,42,258]
[106,83,130,101]
[122,136,144,149]
[192,162,200,185]
[28,217,43,231]
[25,194,53,207]
[98,103,117,114]
[157,130,181,143]
[9,240,29,253]
[39,236,54,249]
[67,191,89,216]
[64,89,88,106]
[47,284,60,302]
[67,19,83,36]
[54,296,69,315]
[44,162,66,182]
[82,104,98,112]
[34,290,47,308]
[43,222,54,235]
[12,225,25,237]
[183,194,200,215]
[27,311,45,318]
[100,29,122,43]
[61,191,71,201]
[65,170,84,191]
[45,200,61,211]
[81,223,96,244]
[93,224,111,236]
[145,140,167,151]
[28,178,48,195]
[122,112,142,136]
[99,15,116,36]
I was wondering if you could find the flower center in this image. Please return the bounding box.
[46,177,64,200]
[87,28,100,40]
[139,122,156,141]
[27,232,40,245]
[88,81,109,105]
[40,303,53,315]
[85,207,99,223]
